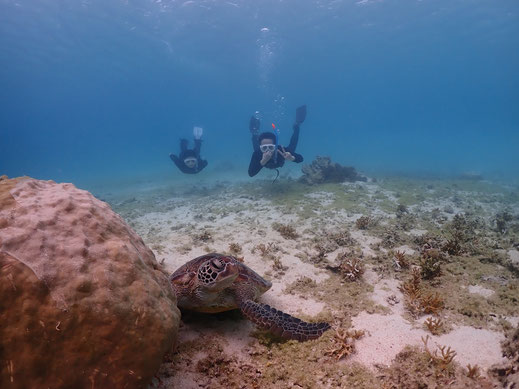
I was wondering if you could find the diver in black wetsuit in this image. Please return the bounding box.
[170,127,208,174]
[248,105,307,178]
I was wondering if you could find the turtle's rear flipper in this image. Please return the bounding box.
[240,300,330,341]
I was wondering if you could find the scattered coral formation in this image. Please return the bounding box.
[466,364,481,379]
[399,268,444,317]
[272,222,299,240]
[326,328,366,361]
[392,250,410,271]
[424,317,444,335]
[328,254,365,281]
[300,156,367,185]
[251,242,280,258]
[228,242,243,255]
[421,335,457,372]
[419,253,442,280]
[193,229,213,243]
[355,215,373,230]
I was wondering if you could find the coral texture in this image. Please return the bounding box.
[300,156,367,185]
[0,177,180,389]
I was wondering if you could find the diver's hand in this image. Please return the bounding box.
[278,147,296,162]
[260,150,273,165]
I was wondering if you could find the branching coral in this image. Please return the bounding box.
[442,231,464,256]
[251,242,286,272]
[228,242,242,255]
[252,242,279,257]
[419,255,442,280]
[399,268,444,317]
[332,253,365,281]
[355,216,373,230]
[424,317,444,335]
[422,335,457,372]
[193,230,213,243]
[271,256,288,271]
[329,230,355,247]
[420,292,444,315]
[326,328,365,361]
[495,211,513,234]
[392,250,410,271]
[272,222,299,240]
[466,364,480,379]
[381,230,401,249]
[396,204,408,217]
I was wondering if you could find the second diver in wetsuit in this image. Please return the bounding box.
[170,126,208,174]
[248,105,307,178]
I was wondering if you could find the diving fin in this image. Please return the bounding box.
[249,115,260,134]
[295,105,307,125]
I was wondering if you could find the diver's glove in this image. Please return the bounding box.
[295,105,307,125]
[249,115,260,134]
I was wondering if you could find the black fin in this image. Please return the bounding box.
[295,105,307,125]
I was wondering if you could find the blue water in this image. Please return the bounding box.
[1,0,518,187]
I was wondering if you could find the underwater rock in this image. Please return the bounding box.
[0,177,180,389]
[300,156,367,185]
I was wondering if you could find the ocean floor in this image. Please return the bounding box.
[97,174,519,388]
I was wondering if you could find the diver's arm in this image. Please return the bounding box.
[278,146,303,163]
[198,159,208,172]
[292,152,303,163]
[248,151,263,177]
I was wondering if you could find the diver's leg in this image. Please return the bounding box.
[250,115,260,152]
[180,138,188,153]
[286,124,300,153]
[252,134,260,152]
[194,138,202,157]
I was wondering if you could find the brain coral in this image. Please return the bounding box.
[0,176,180,389]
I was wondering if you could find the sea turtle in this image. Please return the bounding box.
[170,253,330,341]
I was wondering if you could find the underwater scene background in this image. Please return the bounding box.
[1,1,519,389]
[1,0,518,187]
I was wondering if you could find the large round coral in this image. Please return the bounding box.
[0,176,180,389]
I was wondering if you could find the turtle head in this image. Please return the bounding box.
[197,254,239,291]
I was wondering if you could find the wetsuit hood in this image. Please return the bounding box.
[258,132,276,143]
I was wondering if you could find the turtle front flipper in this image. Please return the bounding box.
[240,300,330,341]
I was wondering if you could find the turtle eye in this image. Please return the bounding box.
[211,258,224,270]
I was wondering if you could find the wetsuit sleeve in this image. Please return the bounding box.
[292,152,303,163]
[198,159,208,172]
[170,154,194,174]
[280,147,303,163]
[248,151,263,177]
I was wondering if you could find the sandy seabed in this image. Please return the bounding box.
[95,171,519,388]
